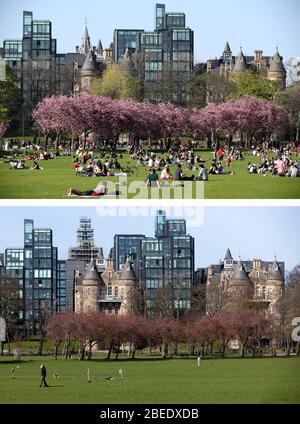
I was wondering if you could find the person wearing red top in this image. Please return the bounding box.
[217,148,224,162]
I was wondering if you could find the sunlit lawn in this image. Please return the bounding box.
[0,150,299,199]
[0,355,299,404]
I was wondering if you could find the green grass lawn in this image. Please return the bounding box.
[0,355,299,404]
[0,150,299,199]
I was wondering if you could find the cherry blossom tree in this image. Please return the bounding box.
[45,314,67,359]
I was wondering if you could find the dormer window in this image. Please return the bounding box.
[224,259,233,268]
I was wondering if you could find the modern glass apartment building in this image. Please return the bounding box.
[114,4,194,103]
[23,219,58,334]
[113,29,144,62]
[137,210,194,317]
[1,219,66,334]
[114,210,194,317]
[2,11,58,105]
[113,234,146,271]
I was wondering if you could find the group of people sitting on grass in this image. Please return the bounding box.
[247,157,300,177]
[131,146,208,172]
[9,157,44,171]
[72,153,128,177]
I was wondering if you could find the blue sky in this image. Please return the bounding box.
[0,206,299,272]
[0,0,299,62]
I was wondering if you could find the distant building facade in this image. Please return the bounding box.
[206,42,286,88]
[1,219,66,334]
[75,257,138,316]
[203,248,284,316]
[113,3,194,102]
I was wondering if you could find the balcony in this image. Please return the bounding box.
[98,295,123,304]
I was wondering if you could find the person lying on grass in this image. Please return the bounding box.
[67,182,121,197]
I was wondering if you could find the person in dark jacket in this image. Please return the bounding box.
[40,364,49,387]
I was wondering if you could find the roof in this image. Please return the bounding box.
[232,261,250,282]
[224,248,233,260]
[83,259,102,282]
[233,48,247,72]
[82,49,97,71]
[119,258,136,281]
[268,259,284,281]
[269,49,285,73]
[224,41,231,53]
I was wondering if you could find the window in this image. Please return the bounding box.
[173,30,190,41]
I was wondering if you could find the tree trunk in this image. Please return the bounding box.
[38,336,45,356]
[54,341,61,360]
[87,343,92,360]
[222,342,226,358]
[296,340,300,356]
[190,343,195,356]
[131,344,136,360]
[63,341,70,359]
[44,134,50,151]
[106,342,113,360]
[201,344,205,357]
[83,131,87,150]
[286,339,291,357]
[0,341,3,356]
[7,333,10,356]
[161,341,168,358]
[240,342,245,358]
[55,134,61,152]
[115,342,121,360]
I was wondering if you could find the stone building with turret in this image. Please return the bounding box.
[205,249,284,316]
[73,20,107,94]
[206,42,286,88]
[75,253,138,316]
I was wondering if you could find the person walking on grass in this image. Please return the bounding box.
[40,364,49,387]
[197,355,202,367]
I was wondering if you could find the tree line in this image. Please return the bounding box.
[31,93,289,150]
[44,305,299,361]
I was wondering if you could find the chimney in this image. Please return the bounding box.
[75,45,79,54]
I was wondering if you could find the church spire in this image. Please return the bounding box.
[79,16,91,55]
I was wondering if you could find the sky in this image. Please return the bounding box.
[0,0,299,62]
[0,206,299,272]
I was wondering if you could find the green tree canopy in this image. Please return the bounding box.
[232,70,280,101]
[0,66,22,125]
[277,82,300,140]
[91,64,142,100]
[189,72,236,108]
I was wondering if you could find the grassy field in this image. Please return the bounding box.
[0,150,299,199]
[0,355,299,404]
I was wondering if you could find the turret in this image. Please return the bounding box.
[268,47,286,88]
[229,260,252,298]
[233,48,248,72]
[118,258,137,315]
[119,48,137,77]
[81,49,99,92]
[81,259,104,313]
[266,257,284,301]
[223,41,232,62]
[224,248,234,268]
